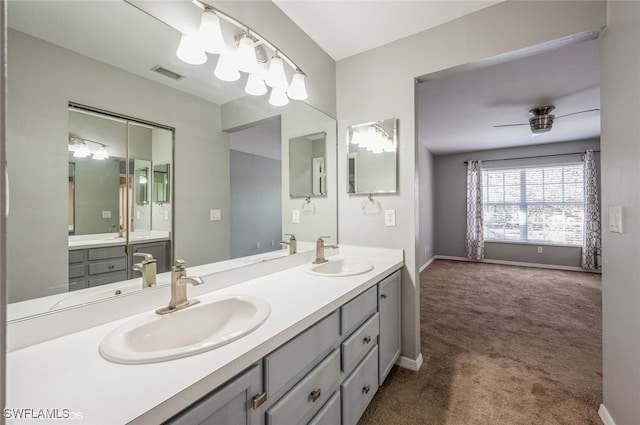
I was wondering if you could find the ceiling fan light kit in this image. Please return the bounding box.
[529,106,555,133]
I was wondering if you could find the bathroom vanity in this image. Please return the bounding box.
[6,247,403,425]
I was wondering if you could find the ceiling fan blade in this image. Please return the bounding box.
[556,108,601,119]
[493,123,529,128]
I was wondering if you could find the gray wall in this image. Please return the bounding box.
[432,139,600,268]
[336,1,607,363]
[418,144,435,269]
[600,2,640,424]
[230,150,282,258]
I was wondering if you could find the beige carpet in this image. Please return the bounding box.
[359,260,602,425]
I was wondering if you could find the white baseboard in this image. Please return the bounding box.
[420,257,436,273]
[432,255,598,273]
[599,404,616,425]
[396,352,423,371]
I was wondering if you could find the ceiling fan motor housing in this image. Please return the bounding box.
[529,106,555,133]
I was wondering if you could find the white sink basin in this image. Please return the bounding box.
[304,258,374,277]
[99,295,271,364]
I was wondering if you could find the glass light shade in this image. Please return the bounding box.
[265,56,288,89]
[236,35,258,73]
[287,72,308,100]
[214,53,240,82]
[93,146,109,160]
[199,10,225,54]
[268,87,289,107]
[73,143,90,158]
[176,34,207,65]
[245,73,267,96]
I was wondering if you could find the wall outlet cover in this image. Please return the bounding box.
[609,206,623,233]
[384,209,396,227]
[210,209,221,221]
[102,210,111,219]
[292,209,301,224]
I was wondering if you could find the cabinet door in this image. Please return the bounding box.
[165,364,263,425]
[378,270,401,385]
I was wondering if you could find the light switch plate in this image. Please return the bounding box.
[292,210,301,224]
[609,206,623,233]
[384,209,396,227]
[102,210,111,219]
[210,209,221,221]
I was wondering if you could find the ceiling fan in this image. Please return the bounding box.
[494,105,600,134]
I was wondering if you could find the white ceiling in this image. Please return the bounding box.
[272,0,503,60]
[417,38,601,155]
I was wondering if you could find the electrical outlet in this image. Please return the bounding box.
[102,210,111,219]
[292,210,301,224]
[384,209,396,227]
[537,246,543,254]
[210,209,221,221]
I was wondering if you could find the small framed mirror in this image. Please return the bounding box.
[134,163,150,205]
[347,118,398,194]
[289,131,327,198]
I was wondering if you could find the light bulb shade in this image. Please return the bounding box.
[214,53,240,82]
[73,143,90,158]
[93,146,109,160]
[176,34,207,65]
[268,87,289,107]
[265,56,288,89]
[199,10,225,54]
[236,35,258,73]
[288,72,308,100]
[245,73,267,96]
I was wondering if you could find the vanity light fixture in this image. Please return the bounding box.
[68,136,110,160]
[349,123,396,154]
[174,0,307,104]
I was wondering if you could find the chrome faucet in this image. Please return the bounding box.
[132,252,157,288]
[156,260,204,315]
[279,233,297,255]
[118,224,126,238]
[313,236,338,264]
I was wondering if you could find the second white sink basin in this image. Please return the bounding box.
[99,295,271,364]
[304,258,374,277]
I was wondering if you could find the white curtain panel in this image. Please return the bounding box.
[582,150,602,270]
[465,160,484,261]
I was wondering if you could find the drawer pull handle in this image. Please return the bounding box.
[362,385,371,395]
[363,335,372,344]
[252,392,267,409]
[108,265,115,269]
[309,388,321,403]
[380,293,387,299]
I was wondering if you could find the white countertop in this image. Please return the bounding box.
[6,247,403,425]
[68,230,171,250]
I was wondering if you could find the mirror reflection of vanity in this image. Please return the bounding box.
[6,1,337,319]
[347,118,398,195]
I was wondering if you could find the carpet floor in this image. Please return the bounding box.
[358,260,602,425]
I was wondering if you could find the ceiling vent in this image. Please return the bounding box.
[151,65,185,81]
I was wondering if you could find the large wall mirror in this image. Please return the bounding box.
[6,1,337,321]
[347,118,398,194]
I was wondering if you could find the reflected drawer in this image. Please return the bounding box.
[342,313,379,373]
[69,249,84,264]
[88,272,127,287]
[341,286,376,335]
[341,345,378,425]
[69,264,85,279]
[265,311,339,398]
[88,258,126,275]
[307,390,340,425]
[266,349,340,425]
[88,246,126,261]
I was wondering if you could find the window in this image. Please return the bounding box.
[482,164,584,245]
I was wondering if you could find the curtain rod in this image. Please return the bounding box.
[463,150,600,164]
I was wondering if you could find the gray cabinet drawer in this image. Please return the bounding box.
[342,313,379,373]
[341,286,376,334]
[265,311,339,398]
[266,349,340,425]
[68,249,84,264]
[88,245,126,261]
[88,272,127,287]
[307,390,340,425]
[68,264,85,279]
[88,258,126,275]
[341,345,378,425]
[69,279,87,292]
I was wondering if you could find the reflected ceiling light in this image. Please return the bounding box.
[214,52,240,82]
[176,33,207,65]
[288,72,308,100]
[93,145,109,160]
[198,9,225,54]
[69,136,110,160]
[245,73,267,96]
[268,87,289,107]
[73,143,90,158]
[236,33,258,73]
